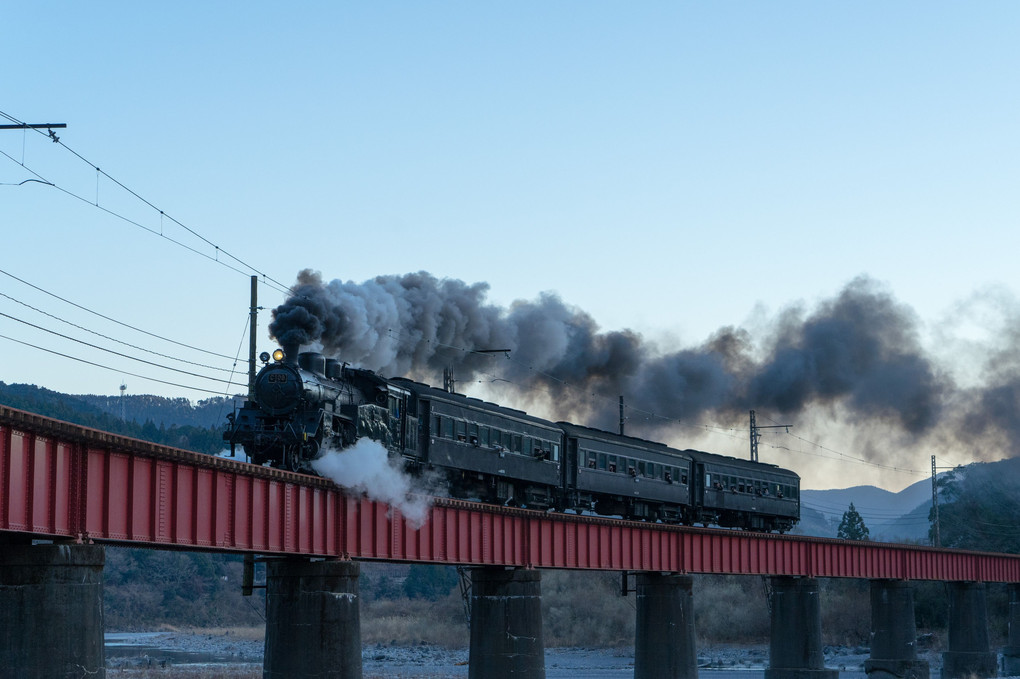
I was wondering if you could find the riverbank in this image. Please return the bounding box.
[104,630,957,679]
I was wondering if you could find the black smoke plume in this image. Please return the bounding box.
[269,270,1017,461]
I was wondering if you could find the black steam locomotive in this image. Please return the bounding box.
[224,346,800,532]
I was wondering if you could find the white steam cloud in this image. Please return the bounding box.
[310,438,432,528]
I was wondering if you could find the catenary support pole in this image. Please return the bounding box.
[634,572,697,679]
[942,581,996,679]
[864,580,929,679]
[469,567,545,679]
[764,576,837,679]
[263,558,361,679]
[0,543,106,678]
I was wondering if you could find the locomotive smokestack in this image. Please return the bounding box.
[282,342,300,365]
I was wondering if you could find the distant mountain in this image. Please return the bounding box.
[798,476,941,543]
[0,382,238,455]
[795,473,938,542]
[77,392,244,429]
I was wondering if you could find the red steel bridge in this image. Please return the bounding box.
[3,404,1019,582]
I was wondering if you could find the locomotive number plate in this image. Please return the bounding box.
[268,374,289,383]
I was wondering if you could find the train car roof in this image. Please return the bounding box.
[389,377,558,428]
[683,447,799,479]
[556,421,693,459]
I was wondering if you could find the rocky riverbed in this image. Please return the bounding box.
[105,631,959,678]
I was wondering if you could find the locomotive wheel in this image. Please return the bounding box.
[283,447,301,472]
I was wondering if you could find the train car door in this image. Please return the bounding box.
[693,461,706,509]
[564,436,578,505]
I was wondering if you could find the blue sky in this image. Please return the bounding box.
[3,3,1019,490]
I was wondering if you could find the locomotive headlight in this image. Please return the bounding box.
[272,349,286,362]
[259,351,271,364]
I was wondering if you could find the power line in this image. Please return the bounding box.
[0,333,228,396]
[0,267,238,360]
[0,108,295,297]
[0,148,290,295]
[0,289,238,374]
[0,310,235,386]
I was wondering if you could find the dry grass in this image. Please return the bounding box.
[362,593,469,648]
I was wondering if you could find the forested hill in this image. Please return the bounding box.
[0,382,241,455]
[934,456,1020,554]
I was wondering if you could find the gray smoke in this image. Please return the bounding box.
[270,270,1019,460]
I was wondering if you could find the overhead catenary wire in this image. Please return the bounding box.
[0,289,238,374]
[0,267,237,361]
[0,110,982,481]
[0,333,227,396]
[0,148,292,297]
[0,310,237,386]
[0,108,296,297]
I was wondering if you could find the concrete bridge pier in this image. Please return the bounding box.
[468,567,545,679]
[863,579,929,679]
[263,558,361,678]
[941,581,996,679]
[1003,583,1020,675]
[764,576,837,679]
[634,572,697,679]
[0,542,106,679]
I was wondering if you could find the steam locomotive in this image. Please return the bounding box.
[224,346,800,532]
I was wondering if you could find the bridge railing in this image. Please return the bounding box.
[2,404,1019,581]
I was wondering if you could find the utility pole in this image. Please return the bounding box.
[619,396,625,436]
[248,276,258,399]
[931,455,941,548]
[749,410,791,463]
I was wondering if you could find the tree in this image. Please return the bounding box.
[930,460,1020,553]
[402,565,459,600]
[837,502,870,540]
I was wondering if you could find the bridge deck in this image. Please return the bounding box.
[2,404,1017,581]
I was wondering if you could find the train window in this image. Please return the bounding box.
[681,472,688,485]
[455,420,467,442]
[433,415,442,436]
[469,423,479,445]
[608,455,617,473]
[443,418,454,439]
[598,453,606,470]
[523,437,532,455]
[480,427,490,446]
[551,443,559,461]
[512,434,522,453]
[638,461,646,476]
